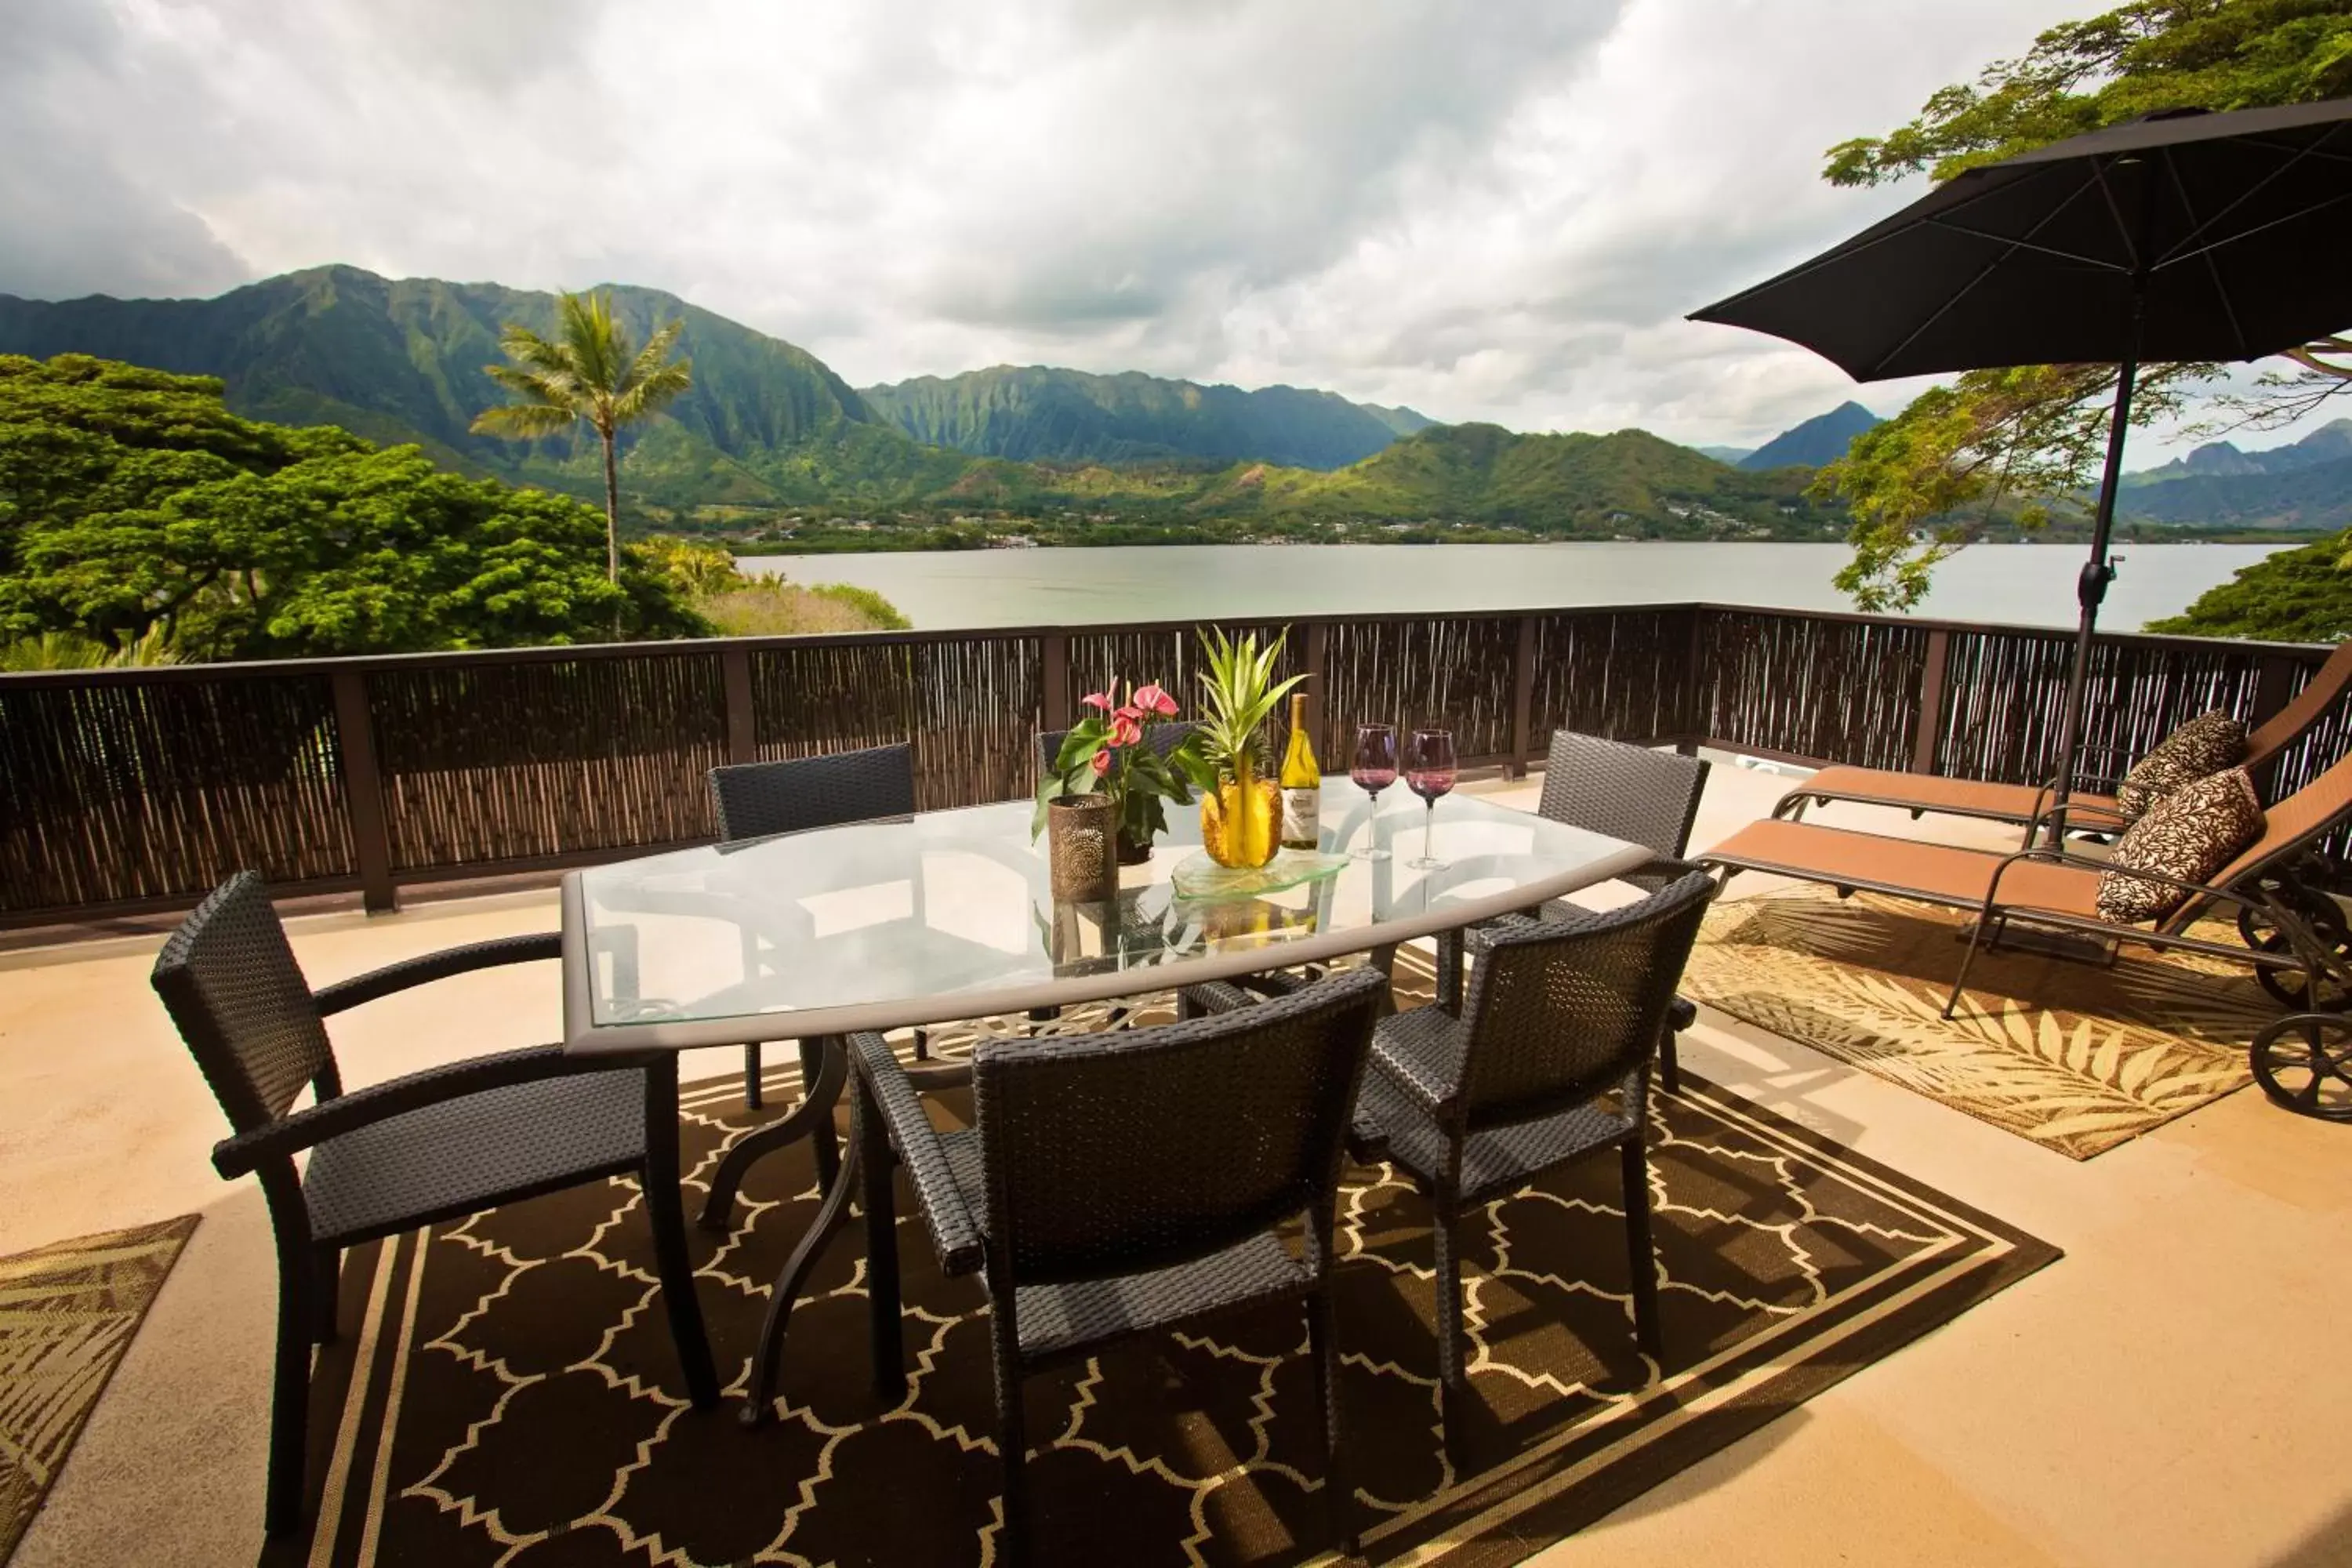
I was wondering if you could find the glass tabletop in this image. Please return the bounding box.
[560,777,1650,1053]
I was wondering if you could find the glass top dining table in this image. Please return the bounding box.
[558,776,1653,1055]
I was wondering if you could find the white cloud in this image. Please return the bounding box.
[14,0,2321,457]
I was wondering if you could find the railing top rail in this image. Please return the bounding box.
[0,598,2330,690]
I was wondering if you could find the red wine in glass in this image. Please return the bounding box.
[1406,728,1457,871]
[1349,723,1399,859]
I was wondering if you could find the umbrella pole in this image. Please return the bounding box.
[2045,346,2143,844]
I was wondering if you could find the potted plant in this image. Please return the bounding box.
[1033,679,1203,872]
[1194,627,1305,869]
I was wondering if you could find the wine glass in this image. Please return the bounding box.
[1348,723,1399,859]
[1406,728,1457,871]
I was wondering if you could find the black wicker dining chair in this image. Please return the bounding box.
[150,873,718,1537]
[1434,731,1711,1091]
[855,964,1386,1564]
[1361,871,1714,1413]
[709,742,922,1115]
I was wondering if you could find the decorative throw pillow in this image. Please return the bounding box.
[2096,767,2264,924]
[2114,710,2248,820]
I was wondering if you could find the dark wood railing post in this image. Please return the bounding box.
[1910,629,1952,776]
[1041,633,1070,726]
[1301,619,1330,750]
[1508,615,1537,777]
[720,644,756,765]
[1677,607,1708,754]
[329,667,396,914]
[2252,649,2301,731]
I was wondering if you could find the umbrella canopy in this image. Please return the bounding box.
[1691,99,2352,376]
[1688,98,2352,822]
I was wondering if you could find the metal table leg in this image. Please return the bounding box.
[740,1042,866,1426]
[698,1034,848,1232]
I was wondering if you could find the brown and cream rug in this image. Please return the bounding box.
[288,977,2055,1567]
[0,1215,198,1564]
[1682,888,2267,1160]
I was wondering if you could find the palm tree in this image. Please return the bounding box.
[472,290,693,586]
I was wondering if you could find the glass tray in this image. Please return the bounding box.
[1171,848,1350,903]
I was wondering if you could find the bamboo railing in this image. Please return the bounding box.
[0,604,2336,926]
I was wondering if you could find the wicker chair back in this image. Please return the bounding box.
[707,743,916,843]
[1456,871,1714,1131]
[1534,731,1709,887]
[150,870,335,1134]
[973,965,1384,1282]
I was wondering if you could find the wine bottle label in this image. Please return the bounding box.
[1280,786,1319,846]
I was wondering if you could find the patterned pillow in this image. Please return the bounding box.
[2096,767,2264,924]
[2113,710,2248,820]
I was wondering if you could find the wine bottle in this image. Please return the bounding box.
[1279,691,1320,851]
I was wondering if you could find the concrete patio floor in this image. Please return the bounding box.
[3,763,2348,1567]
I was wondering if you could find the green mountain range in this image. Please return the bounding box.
[1739,401,1882,470]
[860,365,1430,469]
[0,267,1849,542]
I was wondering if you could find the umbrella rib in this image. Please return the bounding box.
[2089,158,2142,274]
[1692,162,2076,310]
[2156,148,2252,361]
[1863,169,2107,378]
[2151,122,2350,270]
[1916,219,2129,271]
[2159,187,2352,270]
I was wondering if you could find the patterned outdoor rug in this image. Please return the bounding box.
[288,974,2056,1568]
[0,1215,198,1564]
[1682,887,2268,1160]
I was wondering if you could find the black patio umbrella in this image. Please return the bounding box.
[1690,97,2352,814]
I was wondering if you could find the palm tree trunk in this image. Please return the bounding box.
[601,430,621,586]
[601,426,622,638]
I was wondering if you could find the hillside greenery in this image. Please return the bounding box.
[0,354,702,659]
[861,365,1430,470]
[2146,529,2352,641]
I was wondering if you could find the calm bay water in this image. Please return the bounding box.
[739,541,2285,633]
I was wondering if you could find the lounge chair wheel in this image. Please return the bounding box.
[2236,884,2352,1011]
[2249,1013,2352,1122]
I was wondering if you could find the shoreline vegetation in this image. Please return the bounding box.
[716,514,2317,555]
[0,354,909,667]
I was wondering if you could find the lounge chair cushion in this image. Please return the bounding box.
[2114,710,2248,820]
[2097,768,2265,924]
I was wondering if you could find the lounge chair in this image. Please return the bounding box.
[1700,750,2352,1030]
[1774,641,2352,836]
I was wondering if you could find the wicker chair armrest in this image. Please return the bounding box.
[1369,1033,1457,1113]
[210,1043,612,1178]
[852,1033,984,1276]
[312,933,563,1017]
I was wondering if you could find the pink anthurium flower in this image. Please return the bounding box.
[1108,712,1143,747]
[1091,748,1112,775]
[1133,682,1178,717]
[1079,691,1113,712]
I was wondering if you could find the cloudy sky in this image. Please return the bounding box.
[2,0,2314,454]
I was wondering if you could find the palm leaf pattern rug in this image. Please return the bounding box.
[0,1215,198,1563]
[1682,889,2264,1159]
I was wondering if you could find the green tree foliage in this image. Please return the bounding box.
[474,291,694,584]
[0,354,702,659]
[1817,362,2203,610]
[1813,0,2352,612]
[2146,529,2352,640]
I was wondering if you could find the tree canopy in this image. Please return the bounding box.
[0,354,702,660]
[1809,0,2352,618]
[2146,528,2352,640]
